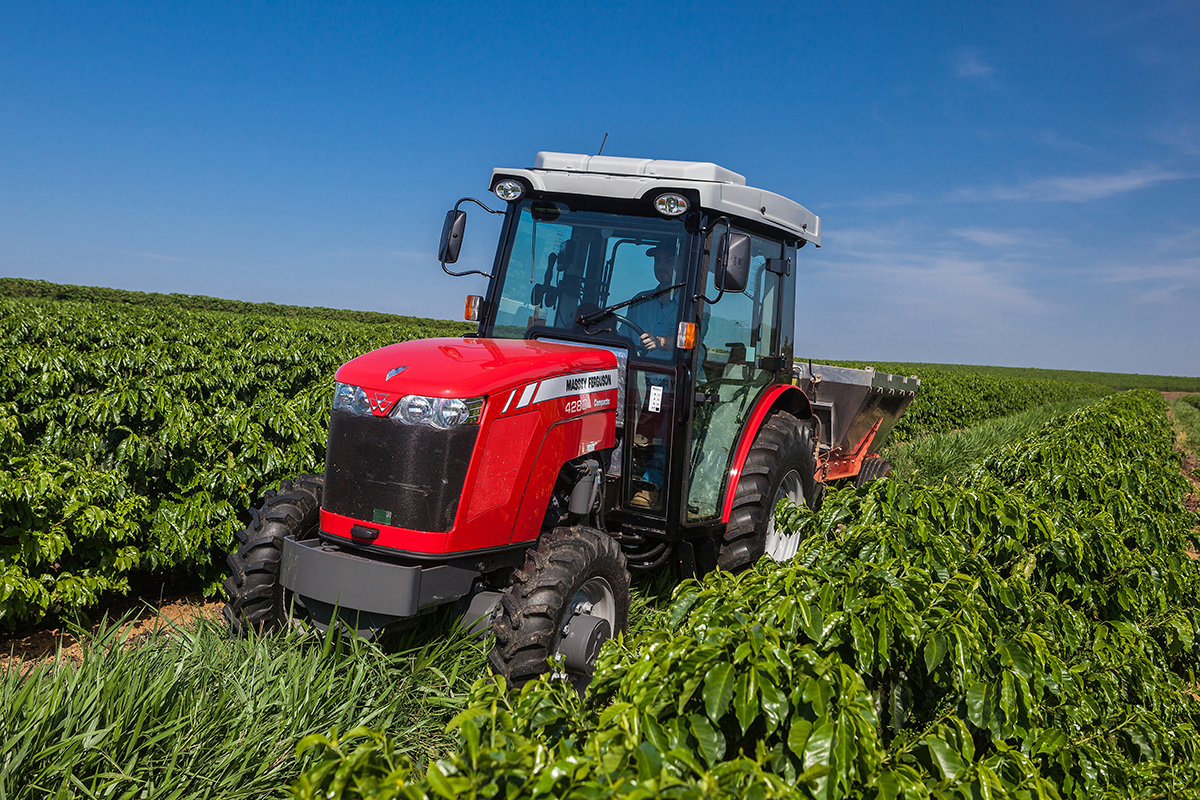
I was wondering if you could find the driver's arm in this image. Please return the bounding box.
[640,331,670,350]
[634,297,677,351]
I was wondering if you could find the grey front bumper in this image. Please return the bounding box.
[280,537,479,633]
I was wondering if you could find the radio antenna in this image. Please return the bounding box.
[597,132,608,156]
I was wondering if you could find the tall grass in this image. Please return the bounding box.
[1170,395,1200,468]
[882,397,1100,485]
[0,576,679,800]
[0,608,490,799]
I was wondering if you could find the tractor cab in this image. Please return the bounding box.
[443,153,820,563]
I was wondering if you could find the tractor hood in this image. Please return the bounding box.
[334,337,619,399]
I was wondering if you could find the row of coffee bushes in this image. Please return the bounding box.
[293,390,1200,799]
[0,297,464,628]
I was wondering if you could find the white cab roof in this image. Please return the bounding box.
[491,152,820,245]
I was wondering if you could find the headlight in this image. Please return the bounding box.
[398,395,433,424]
[654,193,688,216]
[435,398,470,427]
[334,383,484,426]
[396,395,484,428]
[493,179,525,202]
[333,382,373,416]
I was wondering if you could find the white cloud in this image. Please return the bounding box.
[315,249,426,259]
[950,228,1022,247]
[1101,258,1200,285]
[955,48,995,78]
[821,226,1052,322]
[1086,1,1194,36]
[945,166,1189,203]
[1034,129,1098,156]
[135,251,211,265]
[1149,122,1200,156]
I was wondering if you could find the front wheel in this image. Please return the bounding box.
[718,411,818,571]
[489,526,630,690]
[222,475,323,636]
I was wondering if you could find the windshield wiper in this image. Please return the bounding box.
[576,282,685,328]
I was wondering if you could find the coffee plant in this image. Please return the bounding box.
[0,291,1100,629]
[293,390,1200,799]
[0,297,468,628]
[882,370,1109,443]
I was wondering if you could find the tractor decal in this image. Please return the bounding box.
[532,369,619,406]
[368,392,395,416]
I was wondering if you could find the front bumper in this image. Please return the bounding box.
[280,537,479,634]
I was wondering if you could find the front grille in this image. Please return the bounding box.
[323,409,478,533]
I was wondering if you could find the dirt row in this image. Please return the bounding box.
[1,592,224,672]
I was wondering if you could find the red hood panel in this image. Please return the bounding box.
[335,337,618,398]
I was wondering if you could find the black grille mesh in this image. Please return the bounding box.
[323,410,478,533]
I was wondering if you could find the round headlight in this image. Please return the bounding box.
[493,179,525,202]
[333,382,356,411]
[654,193,689,217]
[434,397,469,428]
[399,395,433,424]
[350,386,372,416]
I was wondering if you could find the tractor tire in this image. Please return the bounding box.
[718,411,817,571]
[854,457,893,487]
[489,525,629,689]
[222,474,323,636]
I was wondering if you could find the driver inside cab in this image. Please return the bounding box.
[628,241,680,510]
[628,243,680,353]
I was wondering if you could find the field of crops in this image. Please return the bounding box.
[294,390,1200,799]
[806,359,1112,443]
[0,295,469,628]
[814,357,1200,394]
[1,287,1198,800]
[0,288,1116,630]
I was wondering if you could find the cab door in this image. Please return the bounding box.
[685,229,784,521]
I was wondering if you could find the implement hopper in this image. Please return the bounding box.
[794,362,921,482]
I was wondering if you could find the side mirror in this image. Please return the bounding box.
[716,232,751,293]
[438,210,466,264]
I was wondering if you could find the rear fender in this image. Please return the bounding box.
[720,384,812,523]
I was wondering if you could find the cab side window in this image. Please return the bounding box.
[686,231,783,520]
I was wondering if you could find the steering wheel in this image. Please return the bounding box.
[607,314,651,354]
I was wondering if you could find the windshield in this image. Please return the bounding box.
[490,199,689,361]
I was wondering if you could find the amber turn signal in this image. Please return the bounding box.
[464,295,483,322]
[676,322,696,350]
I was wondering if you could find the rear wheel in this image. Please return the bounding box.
[489,526,629,690]
[222,475,323,636]
[854,457,893,487]
[718,411,817,571]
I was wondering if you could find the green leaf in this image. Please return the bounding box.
[702,661,735,723]
[924,735,966,782]
[923,633,948,674]
[688,713,724,767]
[734,667,759,735]
[803,719,836,798]
[965,681,988,728]
[758,671,787,735]
[787,718,814,759]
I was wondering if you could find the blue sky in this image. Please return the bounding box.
[2,1,1198,375]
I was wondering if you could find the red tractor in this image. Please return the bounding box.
[222,152,918,686]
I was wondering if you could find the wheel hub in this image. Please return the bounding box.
[763,469,805,561]
[556,576,616,675]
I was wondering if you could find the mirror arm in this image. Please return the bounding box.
[440,197,505,279]
[456,197,505,216]
[694,216,733,305]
